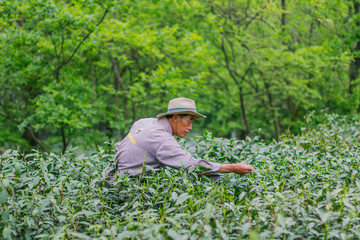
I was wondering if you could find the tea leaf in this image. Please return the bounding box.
[0,188,8,204]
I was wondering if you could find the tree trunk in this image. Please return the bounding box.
[349,42,360,95]
[264,81,280,141]
[280,0,296,121]
[284,79,296,121]
[111,56,128,137]
[61,126,67,154]
[350,0,360,96]
[239,86,250,135]
[22,125,49,152]
[220,36,251,136]
[281,0,286,36]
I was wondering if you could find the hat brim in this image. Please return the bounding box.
[157,110,206,119]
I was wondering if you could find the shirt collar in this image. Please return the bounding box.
[158,117,172,135]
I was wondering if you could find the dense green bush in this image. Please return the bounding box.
[1,114,360,239]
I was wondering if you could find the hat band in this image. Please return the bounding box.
[167,108,196,113]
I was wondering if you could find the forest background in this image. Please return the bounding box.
[1,0,360,154]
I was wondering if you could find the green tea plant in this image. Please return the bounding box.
[1,114,360,239]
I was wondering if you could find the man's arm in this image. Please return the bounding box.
[218,162,253,175]
[155,137,253,176]
[156,139,222,173]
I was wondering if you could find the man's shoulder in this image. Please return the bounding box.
[133,118,172,137]
[134,118,157,123]
[131,118,157,128]
[131,118,166,132]
[131,118,174,147]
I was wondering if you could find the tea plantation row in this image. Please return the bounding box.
[1,114,360,239]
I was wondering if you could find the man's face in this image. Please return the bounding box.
[174,115,195,138]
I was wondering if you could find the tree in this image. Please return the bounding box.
[0,0,212,152]
[0,0,110,153]
[198,0,350,140]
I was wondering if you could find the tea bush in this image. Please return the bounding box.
[1,114,360,239]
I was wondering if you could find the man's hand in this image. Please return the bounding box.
[218,162,253,175]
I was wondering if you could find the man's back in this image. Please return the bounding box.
[115,118,174,175]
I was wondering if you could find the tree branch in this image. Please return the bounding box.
[0,111,49,152]
[208,67,230,92]
[54,7,109,77]
[221,35,241,86]
[63,8,109,66]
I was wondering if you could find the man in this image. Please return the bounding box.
[102,98,253,184]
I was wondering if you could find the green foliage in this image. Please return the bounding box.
[1,0,360,152]
[0,0,212,153]
[1,114,360,239]
[196,0,356,139]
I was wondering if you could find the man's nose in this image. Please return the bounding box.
[188,123,192,130]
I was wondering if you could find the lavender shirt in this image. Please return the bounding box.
[102,118,221,181]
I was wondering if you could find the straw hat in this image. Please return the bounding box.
[156,98,206,119]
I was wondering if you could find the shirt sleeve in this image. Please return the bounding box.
[155,138,222,174]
